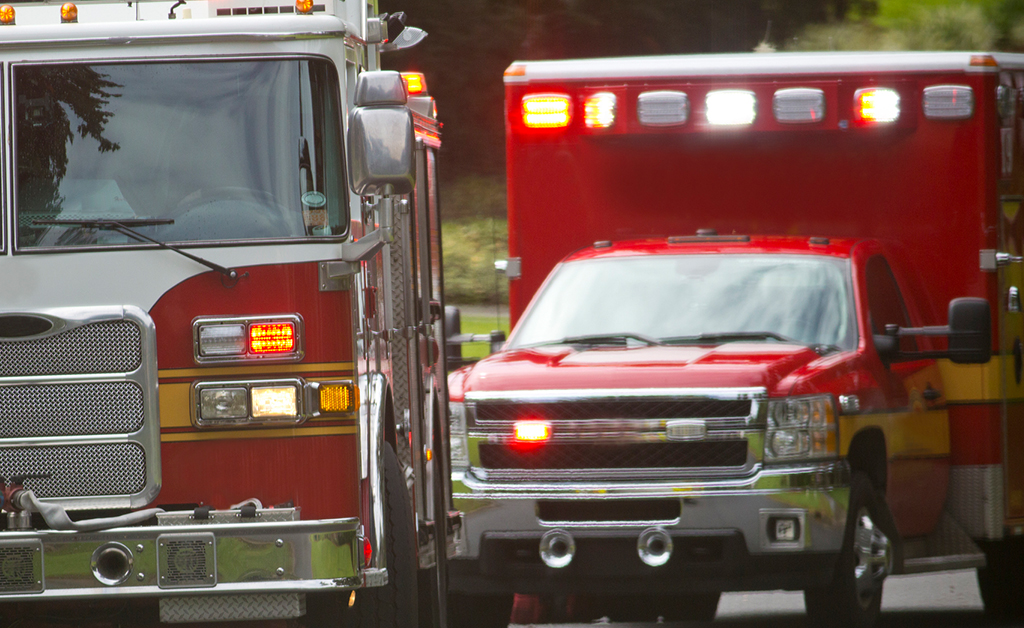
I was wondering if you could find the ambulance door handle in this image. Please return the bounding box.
[980,249,1024,271]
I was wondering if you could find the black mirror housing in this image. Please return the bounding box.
[948,297,991,364]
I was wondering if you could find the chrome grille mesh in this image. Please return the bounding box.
[0,443,146,498]
[475,398,752,427]
[0,382,144,438]
[0,321,141,377]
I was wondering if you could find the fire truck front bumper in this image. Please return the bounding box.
[450,461,850,595]
[0,512,374,610]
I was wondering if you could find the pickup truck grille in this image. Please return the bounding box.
[476,398,752,423]
[478,440,749,470]
[0,308,160,509]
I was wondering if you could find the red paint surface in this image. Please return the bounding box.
[158,435,359,520]
[150,262,352,369]
[887,457,950,538]
[949,403,1002,465]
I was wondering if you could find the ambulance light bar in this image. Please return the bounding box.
[637,91,689,126]
[854,88,900,124]
[705,90,757,126]
[583,92,616,129]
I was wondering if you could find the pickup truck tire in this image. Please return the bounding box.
[804,472,893,628]
[977,537,1024,619]
[448,593,514,628]
[573,592,718,622]
[343,443,418,628]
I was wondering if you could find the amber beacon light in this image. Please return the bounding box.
[0,5,15,24]
[60,2,78,22]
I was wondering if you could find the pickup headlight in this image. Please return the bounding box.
[449,401,470,470]
[765,395,837,461]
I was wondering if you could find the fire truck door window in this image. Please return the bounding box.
[14,59,347,249]
[865,255,918,352]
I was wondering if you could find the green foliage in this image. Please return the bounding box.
[458,314,511,361]
[892,2,998,49]
[441,174,506,221]
[443,216,509,306]
[787,20,896,49]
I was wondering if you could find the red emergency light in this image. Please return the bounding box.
[514,420,551,443]
[249,322,296,354]
[854,88,900,124]
[522,95,571,129]
[401,72,427,96]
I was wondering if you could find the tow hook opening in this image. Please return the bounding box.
[91,542,134,586]
[539,529,575,568]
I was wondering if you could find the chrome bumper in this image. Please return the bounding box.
[453,461,850,559]
[0,516,366,602]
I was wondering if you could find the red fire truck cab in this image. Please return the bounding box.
[447,52,1024,628]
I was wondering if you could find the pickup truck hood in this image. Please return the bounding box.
[458,342,824,395]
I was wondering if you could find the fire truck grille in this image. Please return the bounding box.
[158,534,216,588]
[0,320,142,377]
[0,443,146,498]
[0,382,144,438]
[477,440,749,470]
[475,398,753,426]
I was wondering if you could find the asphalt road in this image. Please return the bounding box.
[507,569,1006,627]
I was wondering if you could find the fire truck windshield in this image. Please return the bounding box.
[509,254,857,352]
[15,58,346,249]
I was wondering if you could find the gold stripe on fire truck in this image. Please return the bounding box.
[158,362,355,380]
[161,425,357,443]
[838,409,950,458]
[938,357,1024,403]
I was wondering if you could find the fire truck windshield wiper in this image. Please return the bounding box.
[554,333,664,347]
[33,218,241,280]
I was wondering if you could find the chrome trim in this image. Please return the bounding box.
[359,373,387,571]
[0,517,361,601]
[361,567,387,587]
[464,387,766,403]
[192,314,305,365]
[0,305,161,511]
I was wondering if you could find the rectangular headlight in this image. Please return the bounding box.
[198,324,246,357]
[199,387,248,421]
[251,385,299,418]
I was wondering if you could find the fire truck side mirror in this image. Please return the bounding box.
[947,297,991,364]
[347,71,415,197]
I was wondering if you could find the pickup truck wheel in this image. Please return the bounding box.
[343,443,418,628]
[805,472,892,628]
[448,593,513,628]
[977,537,1024,619]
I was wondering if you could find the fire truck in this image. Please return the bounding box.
[447,51,1024,628]
[0,2,457,627]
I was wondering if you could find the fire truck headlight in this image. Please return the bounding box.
[251,385,300,419]
[199,387,248,421]
[765,395,836,462]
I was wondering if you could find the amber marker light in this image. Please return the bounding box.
[60,2,78,22]
[295,0,314,13]
[401,72,426,96]
[514,420,552,443]
[0,5,15,25]
[249,322,296,354]
[522,95,571,129]
[320,382,358,413]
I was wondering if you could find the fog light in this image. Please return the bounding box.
[772,517,799,542]
[251,386,299,418]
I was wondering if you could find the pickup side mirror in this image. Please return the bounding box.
[347,71,415,196]
[874,297,991,365]
[947,297,991,364]
[444,305,507,371]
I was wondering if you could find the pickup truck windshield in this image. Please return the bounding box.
[509,254,857,352]
[15,59,346,249]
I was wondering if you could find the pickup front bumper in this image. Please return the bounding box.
[450,461,850,595]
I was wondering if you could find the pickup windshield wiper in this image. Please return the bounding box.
[547,333,664,347]
[33,218,241,280]
[662,331,843,355]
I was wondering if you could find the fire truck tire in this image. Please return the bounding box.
[345,443,419,628]
[447,593,514,628]
[804,472,893,628]
[977,537,1024,619]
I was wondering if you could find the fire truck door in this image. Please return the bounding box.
[998,190,1024,522]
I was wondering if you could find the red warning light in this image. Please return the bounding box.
[514,420,551,443]
[249,323,295,354]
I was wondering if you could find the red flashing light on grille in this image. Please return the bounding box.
[250,323,296,354]
[514,420,551,443]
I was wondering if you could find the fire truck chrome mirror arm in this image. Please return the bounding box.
[33,218,243,282]
[339,192,396,265]
[980,248,1024,271]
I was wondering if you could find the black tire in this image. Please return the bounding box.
[447,593,514,628]
[660,592,720,622]
[805,472,894,628]
[579,592,719,623]
[345,443,419,628]
[977,537,1024,619]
